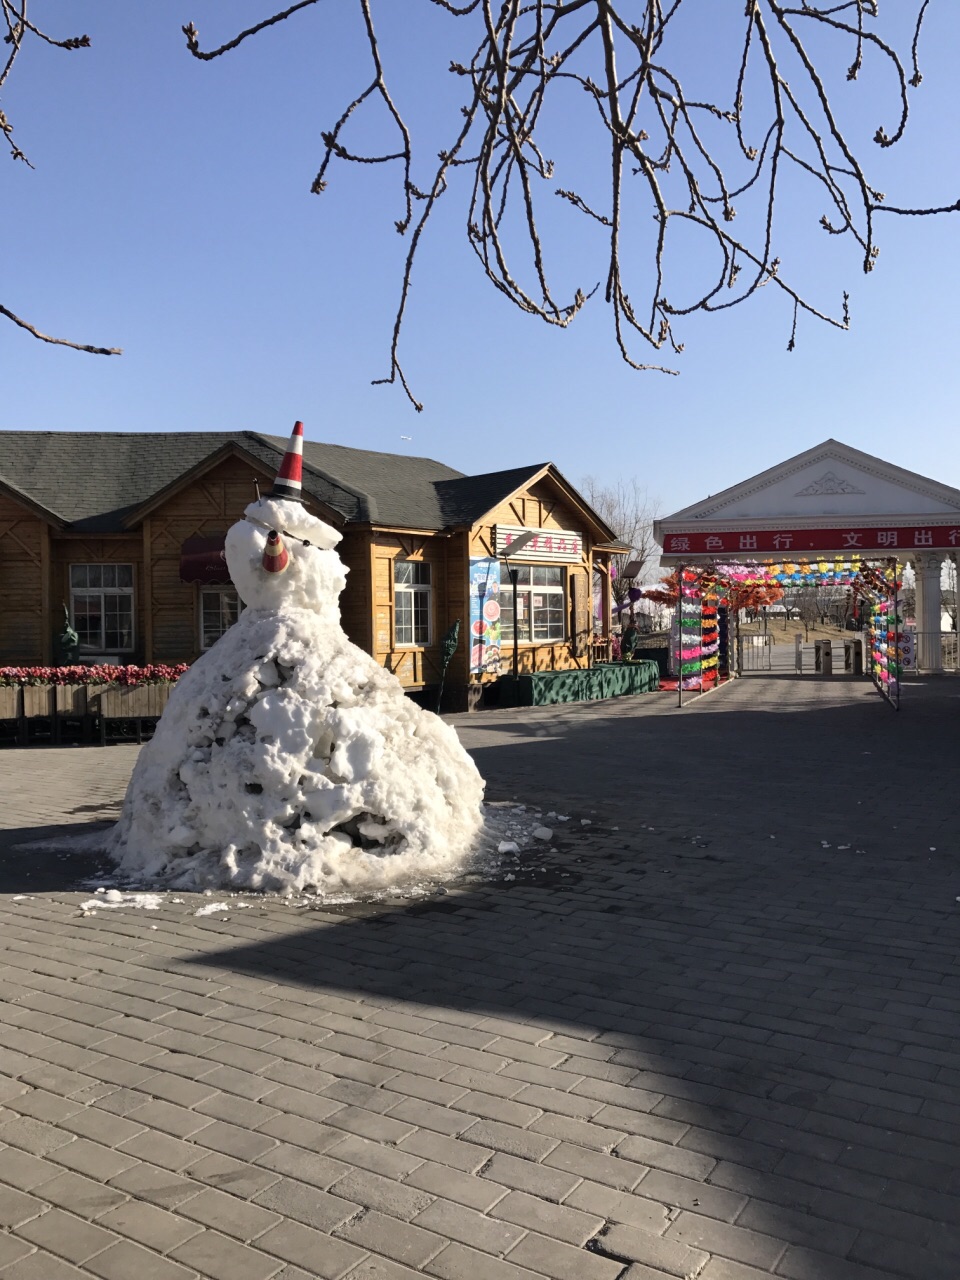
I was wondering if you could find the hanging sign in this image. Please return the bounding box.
[495,525,583,562]
[662,526,960,555]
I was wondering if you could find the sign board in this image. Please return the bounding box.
[180,534,230,585]
[468,557,501,675]
[661,525,960,556]
[494,525,583,563]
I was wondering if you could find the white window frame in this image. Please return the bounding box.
[69,563,135,654]
[199,586,242,651]
[394,560,432,647]
[500,564,567,643]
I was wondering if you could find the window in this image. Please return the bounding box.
[200,588,241,650]
[499,564,566,643]
[70,564,134,652]
[394,560,432,646]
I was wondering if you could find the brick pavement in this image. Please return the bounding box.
[0,674,958,1280]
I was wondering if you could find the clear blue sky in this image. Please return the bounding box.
[3,2,958,520]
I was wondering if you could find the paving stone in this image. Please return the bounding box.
[191,1119,279,1162]
[15,1207,122,1264]
[170,1228,286,1280]
[178,1184,284,1240]
[407,1162,509,1213]
[328,1167,435,1221]
[0,1114,77,1156]
[595,1223,709,1277]
[542,1142,647,1191]
[326,1133,423,1180]
[82,1238,199,1280]
[186,1151,283,1199]
[481,1152,580,1204]
[5,1089,84,1124]
[48,1136,140,1182]
[95,1199,204,1253]
[634,1168,747,1222]
[255,1219,368,1277]
[337,1207,447,1267]
[491,1189,604,1245]
[107,1162,204,1210]
[252,1178,359,1233]
[412,1197,526,1256]
[32,1170,129,1220]
[0,1184,46,1228]
[396,1128,492,1173]
[529,1113,625,1152]
[564,1180,670,1234]
[425,1241,544,1280]
[506,1231,623,1280]
[0,1251,91,1279]
[342,1256,431,1279]
[0,1146,65,1192]
[459,1121,559,1162]
[255,1143,352,1191]
[0,1233,35,1268]
[664,1211,787,1269]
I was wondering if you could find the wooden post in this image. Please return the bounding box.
[40,521,52,663]
[142,517,154,663]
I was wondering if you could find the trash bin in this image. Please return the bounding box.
[814,639,833,675]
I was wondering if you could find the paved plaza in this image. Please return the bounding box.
[0,674,958,1280]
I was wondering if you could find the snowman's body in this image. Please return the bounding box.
[107,497,485,892]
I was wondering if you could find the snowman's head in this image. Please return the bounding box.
[225,497,347,620]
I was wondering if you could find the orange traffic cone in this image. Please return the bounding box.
[262,530,289,574]
[269,421,304,502]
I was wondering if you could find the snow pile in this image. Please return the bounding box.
[106,496,485,894]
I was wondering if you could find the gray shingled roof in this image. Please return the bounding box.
[0,432,612,537]
[0,431,466,532]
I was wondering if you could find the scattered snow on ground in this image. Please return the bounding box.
[194,902,230,917]
[78,892,163,911]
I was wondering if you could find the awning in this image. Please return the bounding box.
[180,534,231,585]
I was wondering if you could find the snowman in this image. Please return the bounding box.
[107,422,486,894]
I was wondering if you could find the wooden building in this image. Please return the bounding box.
[0,431,619,708]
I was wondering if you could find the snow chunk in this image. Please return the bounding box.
[194,902,230,917]
[79,893,163,911]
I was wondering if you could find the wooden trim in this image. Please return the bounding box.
[122,442,345,530]
[143,517,154,662]
[40,521,52,663]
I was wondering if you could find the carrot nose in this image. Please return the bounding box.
[262,530,289,574]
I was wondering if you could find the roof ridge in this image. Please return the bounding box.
[245,432,376,521]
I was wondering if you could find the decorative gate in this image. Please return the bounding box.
[738,634,772,672]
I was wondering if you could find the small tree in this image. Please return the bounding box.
[579,476,659,624]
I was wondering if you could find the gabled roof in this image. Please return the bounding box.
[659,439,960,527]
[0,431,465,533]
[0,431,616,540]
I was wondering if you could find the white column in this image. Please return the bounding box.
[914,551,943,673]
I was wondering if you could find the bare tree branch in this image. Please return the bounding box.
[2,1,118,354]
[177,0,949,407]
[0,303,122,355]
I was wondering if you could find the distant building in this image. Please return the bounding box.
[0,431,620,708]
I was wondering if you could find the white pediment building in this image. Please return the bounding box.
[654,440,960,672]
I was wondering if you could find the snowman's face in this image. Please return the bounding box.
[224,497,347,617]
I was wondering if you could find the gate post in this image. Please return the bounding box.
[794,633,803,673]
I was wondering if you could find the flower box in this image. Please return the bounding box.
[21,686,54,718]
[0,686,20,719]
[99,685,172,719]
[55,684,88,716]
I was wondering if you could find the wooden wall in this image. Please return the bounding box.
[52,534,145,659]
[468,478,595,683]
[145,456,275,662]
[366,532,449,689]
[0,496,49,665]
